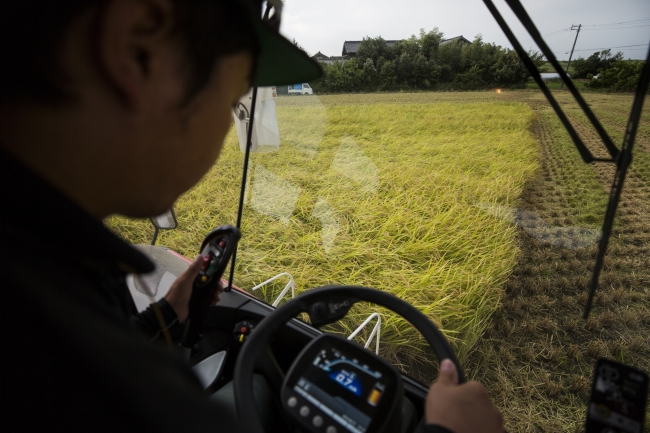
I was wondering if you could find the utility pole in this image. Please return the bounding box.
[561,24,581,90]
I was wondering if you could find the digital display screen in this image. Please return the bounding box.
[330,369,362,396]
[292,343,391,433]
[586,360,648,433]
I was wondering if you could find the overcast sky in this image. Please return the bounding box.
[279,0,650,61]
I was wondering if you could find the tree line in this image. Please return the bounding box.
[568,49,647,92]
[310,29,545,93]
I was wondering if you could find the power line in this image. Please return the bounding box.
[574,44,648,51]
[581,24,650,31]
[554,49,649,54]
[518,18,650,54]
[552,43,649,54]
[543,28,572,37]
[524,23,649,49]
[518,27,571,45]
[582,18,650,27]
[550,33,577,49]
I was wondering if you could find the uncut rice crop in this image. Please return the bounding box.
[107,93,539,371]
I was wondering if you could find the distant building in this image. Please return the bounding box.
[342,40,400,57]
[439,35,472,46]
[315,36,472,63]
[310,51,349,65]
[311,51,330,62]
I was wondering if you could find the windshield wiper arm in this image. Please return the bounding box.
[481,0,605,164]
[484,0,650,319]
[584,44,650,318]
[502,0,620,160]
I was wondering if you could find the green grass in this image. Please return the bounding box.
[536,110,609,226]
[107,94,540,368]
[539,61,574,76]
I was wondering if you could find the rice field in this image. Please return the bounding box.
[107,90,650,431]
[108,92,539,366]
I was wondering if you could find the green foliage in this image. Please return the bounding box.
[571,49,623,79]
[355,36,394,64]
[291,37,305,52]
[586,60,646,92]
[313,29,545,93]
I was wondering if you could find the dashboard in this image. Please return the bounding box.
[282,334,403,433]
[127,246,430,433]
[202,289,426,432]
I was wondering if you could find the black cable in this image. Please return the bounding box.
[226,87,258,292]
[482,0,598,164]
[503,0,620,160]
[583,42,650,318]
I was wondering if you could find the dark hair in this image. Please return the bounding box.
[0,1,259,105]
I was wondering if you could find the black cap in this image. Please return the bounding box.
[238,0,323,86]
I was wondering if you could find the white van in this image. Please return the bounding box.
[288,83,313,95]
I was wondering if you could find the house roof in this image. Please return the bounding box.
[440,35,472,45]
[342,41,361,56]
[340,35,471,56]
[311,51,329,59]
[342,40,400,56]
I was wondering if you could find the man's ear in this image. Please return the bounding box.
[97,0,176,110]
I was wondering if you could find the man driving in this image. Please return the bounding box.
[0,1,502,432]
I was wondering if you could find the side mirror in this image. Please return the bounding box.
[149,208,178,245]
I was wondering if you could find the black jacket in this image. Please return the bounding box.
[1,151,231,432]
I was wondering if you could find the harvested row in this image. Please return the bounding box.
[466,91,650,432]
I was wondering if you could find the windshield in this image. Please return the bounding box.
[106,2,650,430]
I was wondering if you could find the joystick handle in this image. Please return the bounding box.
[181,225,241,348]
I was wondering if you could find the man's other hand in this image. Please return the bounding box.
[164,254,223,322]
[426,359,503,433]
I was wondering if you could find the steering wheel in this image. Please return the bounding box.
[233,285,465,433]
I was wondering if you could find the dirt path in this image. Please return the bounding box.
[465,91,650,432]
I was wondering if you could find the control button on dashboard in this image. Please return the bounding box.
[312,415,323,427]
[287,397,297,408]
[299,406,310,417]
[326,426,337,433]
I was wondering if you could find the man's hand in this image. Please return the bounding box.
[164,254,224,323]
[426,359,503,433]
